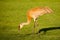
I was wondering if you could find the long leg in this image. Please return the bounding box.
[33,18,38,33]
[33,20,36,34]
[34,18,38,28]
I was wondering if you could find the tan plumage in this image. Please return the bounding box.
[18,6,53,30]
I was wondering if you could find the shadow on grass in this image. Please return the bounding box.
[17,27,60,37]
[36,27,60,34]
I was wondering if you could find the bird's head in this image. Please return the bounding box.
[18,23,24,31]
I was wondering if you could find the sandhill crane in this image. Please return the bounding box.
[18,6,53,31]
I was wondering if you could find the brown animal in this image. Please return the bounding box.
[18,6,53,31]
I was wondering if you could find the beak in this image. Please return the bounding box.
[18,25,20,31]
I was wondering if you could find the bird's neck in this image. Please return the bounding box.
[20,15,32,29]
[21,20,30,27]
[22,21,30,26]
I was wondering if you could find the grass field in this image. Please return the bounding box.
[0,0,60,40]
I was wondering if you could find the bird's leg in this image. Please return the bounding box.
[33,18,38,33]
[35,18,39,27]
[34,18,38,28]
[33,20,36,34]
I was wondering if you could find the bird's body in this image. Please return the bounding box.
[18,6,53,30]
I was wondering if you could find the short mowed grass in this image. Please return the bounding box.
[0,0,60,40]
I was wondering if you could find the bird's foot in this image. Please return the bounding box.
[35,22,39,27]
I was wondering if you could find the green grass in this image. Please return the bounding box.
[0,0,60,40]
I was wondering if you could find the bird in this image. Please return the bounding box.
[18,6,53,31]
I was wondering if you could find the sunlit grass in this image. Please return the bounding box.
[0,0,60,40]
